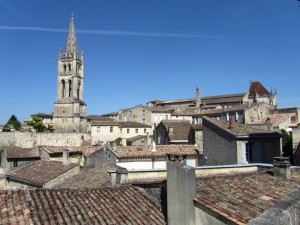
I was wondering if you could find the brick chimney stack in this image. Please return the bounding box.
[167,153,196,225]
[228,118,234,129]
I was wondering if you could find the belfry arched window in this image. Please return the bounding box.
[63,64,67,72]
[68,80,72,97]
[61,80,65,98]
[68,64,71,72]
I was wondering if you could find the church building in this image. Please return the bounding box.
[52,14,87,133]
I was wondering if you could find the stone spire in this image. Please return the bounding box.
[64,12,78,57]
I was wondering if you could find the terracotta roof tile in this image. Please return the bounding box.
[6,147,40,159]
[0,186,166,224]
[248,81,270,97]
[160,120,192,141]
[252,113,296,126]
[7,160,78,186]
[39,145,100,157]
[112,145,197,159]
[57,163,126,189]
[194,171,300,224]
[203,116,281,137]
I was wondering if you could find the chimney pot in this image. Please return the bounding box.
[273,157,291,180]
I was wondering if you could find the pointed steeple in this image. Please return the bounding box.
[64,12,78,57]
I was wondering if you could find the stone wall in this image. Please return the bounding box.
[203,120,238,166]
[0,131,91,148]
[44,165,80,188]
[249,189,300,225]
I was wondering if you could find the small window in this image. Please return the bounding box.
[129,111,132,116]
[142,110,145,115]
[135,129,138,134]
[143,119,145,124]
[120,128,123,133]
[13,161,18,168]
[144,129,146,134]
[97,127,100,133]
[246,143,254,162]
[110,127,113,133]
[127,129,130,134]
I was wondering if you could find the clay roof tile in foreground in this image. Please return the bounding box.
[194,171,300,224]
[0,186,166,224]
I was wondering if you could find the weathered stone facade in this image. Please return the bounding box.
[0,131,91,148]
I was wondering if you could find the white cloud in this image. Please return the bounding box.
[0,25,227,39]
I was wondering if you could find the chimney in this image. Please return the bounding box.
[228,118,234,129]
[265,117,272,131]
[273,157,291,180]
[168,127,174,135]
[108,168,128,186]
[151,142,157,152]
[63,149,69,165]
[167,153,195,225]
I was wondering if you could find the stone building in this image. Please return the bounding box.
[202,116,282,165]
[52,14,87,133]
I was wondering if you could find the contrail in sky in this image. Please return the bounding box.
[0,25,226,39]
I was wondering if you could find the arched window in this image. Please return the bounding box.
[68,64,71,71]
[68,80,72,97]
[61,80,65,98]
[63,64,66,72]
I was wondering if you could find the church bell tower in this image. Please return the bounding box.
[52,14,87,133]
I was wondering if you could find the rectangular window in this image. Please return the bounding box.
[246,143,254,162]
[143,119,145,124]
[97,127,100,133]
[13,161,18,168]
[127,129,130,134]
[120,128,123,133]
[142,110,145,115]
[135,129,138,134]
[144,129,146,134]
[110,127,113,133]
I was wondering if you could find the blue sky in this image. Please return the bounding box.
[0,0,300,124]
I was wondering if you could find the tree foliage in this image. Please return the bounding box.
[3,115,22,131]
[281,129,293,164]
[115,137,123,146]
[26,116,46,132]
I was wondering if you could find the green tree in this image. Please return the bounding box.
[115,137,123,146]
[6,115,21,131]
[26,116,46,132]
[281,129,293,164]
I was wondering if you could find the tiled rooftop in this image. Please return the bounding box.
[7,160,78,186]
[86,115,115,121]
[118,121,151,128]
[249,81,270,97]
[252,113,296,126]
[160,120,192,141]
[6,147,40,159]
[0,186,166,224]
[203,116,281,137]
[113,145,197,158]
[39,145,101,157]
[194,170,300,224]
[57,163,126,189]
